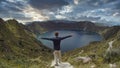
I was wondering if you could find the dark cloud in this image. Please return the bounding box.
[7,6,22,12]
[77,0,119,7]
[4,1,25,11]
[0,0,29,22]
[115,1,120,10]
[0,1,8,13]
[104,0,118,3]
[0,6,6,13]
[0,0,120,25]
[79,16,101,21]
[0,0,25,13]
[29,0,69,10]
[0,0,4,3]
[66,15,101,22]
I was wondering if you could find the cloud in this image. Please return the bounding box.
[58,5,74,14]
[23,5,49,21]
[78,16,101,21]
[29,0,69,10]
[55,15,66,19]
[115,0,120,10]
[0,0,3,3]
[113,12,120,16]
[0,0,32,23]
[0,0,24,13]
[74,0,79,5]
[78,0,119,7]
[0,0,120,25]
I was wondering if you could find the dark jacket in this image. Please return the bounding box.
[41,35,72,50]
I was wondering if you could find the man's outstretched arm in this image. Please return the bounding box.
[41,38,53,41]
[61,35,72,40]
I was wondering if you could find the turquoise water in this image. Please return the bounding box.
[38,30,102,52]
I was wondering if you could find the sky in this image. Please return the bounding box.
[0,0,120,25]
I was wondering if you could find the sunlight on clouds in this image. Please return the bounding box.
[6,0,16,2]
[58,5,73,14]
[6,0,27,3]
[55,15,66,19]
[74,0,79,5]
[113,12,120,16]
[23,5,49,21]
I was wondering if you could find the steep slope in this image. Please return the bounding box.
[101,26,120,40]
[62,25,120,68]
[0,18,52,68]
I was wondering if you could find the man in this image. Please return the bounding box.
[41,32,72,66]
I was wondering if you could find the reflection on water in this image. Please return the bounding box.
[38,30,102,52]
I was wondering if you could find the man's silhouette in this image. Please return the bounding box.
[41,32,72,66]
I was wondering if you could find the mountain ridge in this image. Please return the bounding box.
[26,20,109,34]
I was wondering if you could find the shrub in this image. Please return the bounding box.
[103,48,120,63]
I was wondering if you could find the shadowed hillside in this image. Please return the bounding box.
[27,20,108,34]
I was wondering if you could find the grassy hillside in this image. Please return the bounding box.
[0,18,53,68]
[1,18,119,68]
[63,26,120,68]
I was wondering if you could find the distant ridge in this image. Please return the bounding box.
[26,20,108,34]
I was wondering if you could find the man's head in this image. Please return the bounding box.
[55,32,59,37]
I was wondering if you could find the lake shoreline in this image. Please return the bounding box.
[38,30,102,52]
